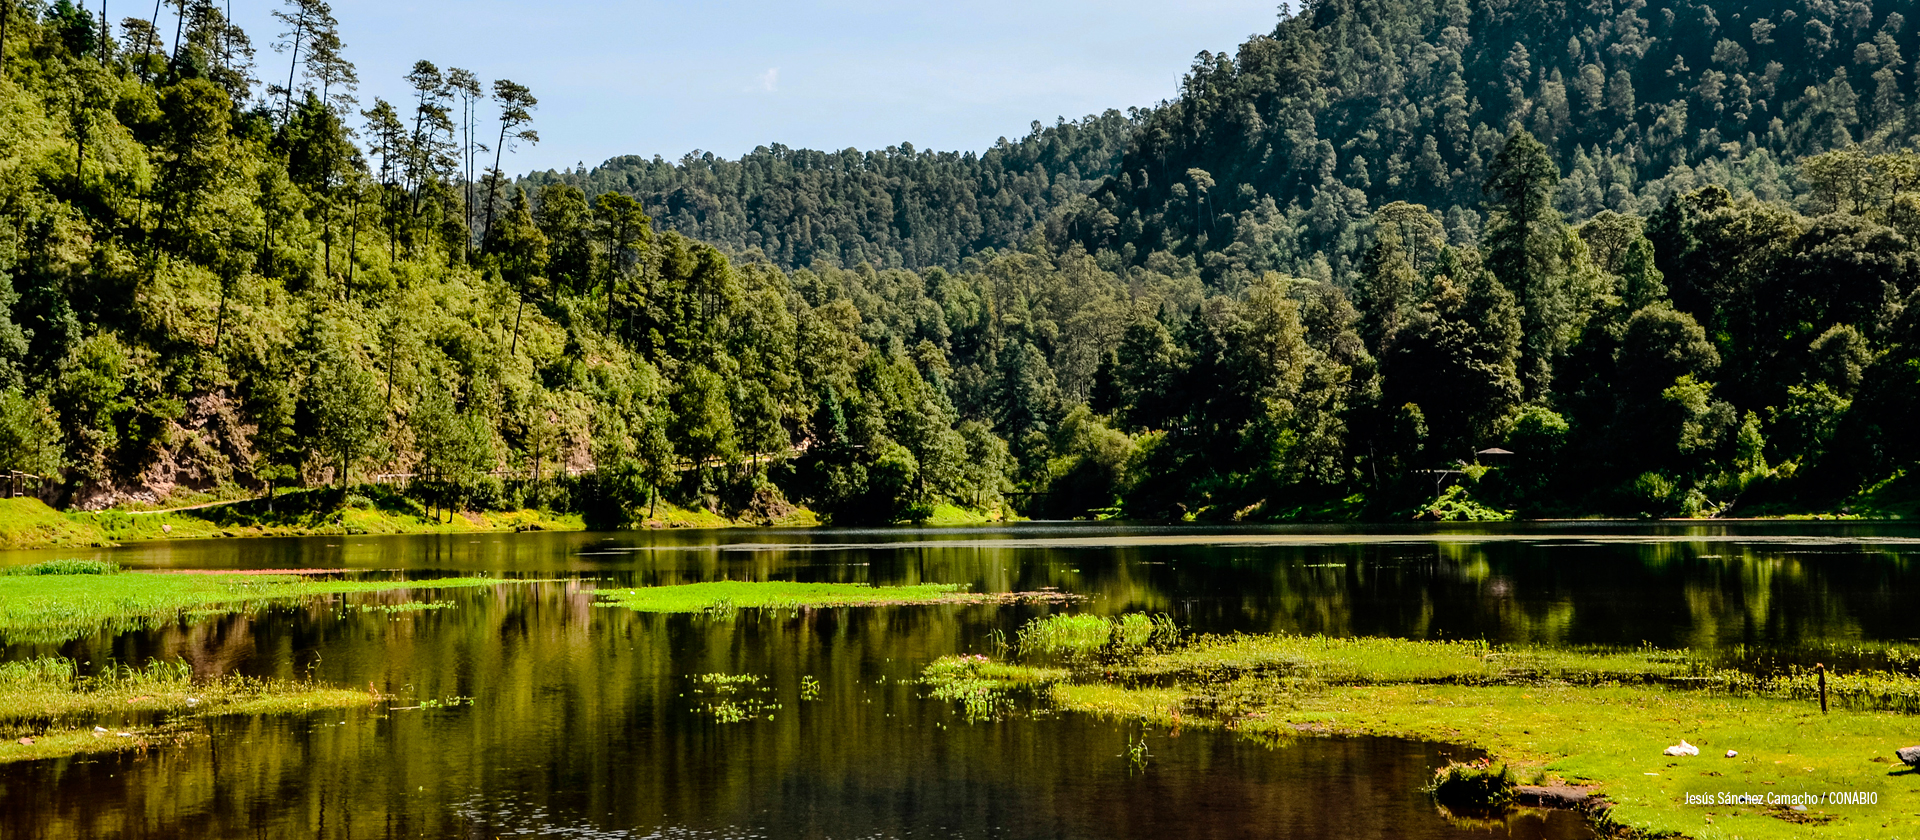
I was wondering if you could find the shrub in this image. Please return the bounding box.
[1427,761,1515,810]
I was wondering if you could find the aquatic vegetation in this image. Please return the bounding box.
[0,656,373,764]
[393,696,476,711]
[799,676,821,702]
[353,600,458,615]
[921,655,1069,722]
[688,674,779,723]
[1016,613,1179,655]
[0,572,521,644]
[1123,731,1152,772]
[1018,614,1112,654]
[596,580,1073,614]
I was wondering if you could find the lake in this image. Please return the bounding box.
[2,522,1915,838]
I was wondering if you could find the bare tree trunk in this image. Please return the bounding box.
[214,276,230,351]
[137,0,160,81]
[346,188,359,298]
[482,124,507,246]
[280,13,303,122]
[168,0,184,74]
[462,97,473,257]
[509,290,525,355]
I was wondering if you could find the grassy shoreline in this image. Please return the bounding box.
[924,626,1920,839]
[0,493,837,552]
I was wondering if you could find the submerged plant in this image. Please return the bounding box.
[354,600,456,615]
[799,675,821,702]
[1123,731,1152,772]
[689,673,778,723]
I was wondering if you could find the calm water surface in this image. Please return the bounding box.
[2,522,1916,838]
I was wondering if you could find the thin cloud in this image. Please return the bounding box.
[756,68,779,93]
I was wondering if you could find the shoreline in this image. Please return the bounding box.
[1,496,1905,555]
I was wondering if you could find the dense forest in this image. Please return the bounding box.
[0,0,1917,526]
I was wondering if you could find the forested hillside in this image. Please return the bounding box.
[524,112,1140,271]
[1,0,1917,527]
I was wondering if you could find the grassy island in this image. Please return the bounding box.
[0,559,521,643]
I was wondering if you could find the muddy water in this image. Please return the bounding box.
[3,522,1916,838]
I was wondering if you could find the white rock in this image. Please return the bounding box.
[1663,739,1700,757]
[1725,750,1738,758]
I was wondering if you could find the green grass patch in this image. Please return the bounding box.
[0,499,106,550]
[1026,633,1920,839]
[0,567,518,643]
[911,504,1001,526]
[596,580,990,614]
[0,656,374,764]
[0,487,591,551]
[631,498,822,530]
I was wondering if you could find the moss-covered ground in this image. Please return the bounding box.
[924,628,1920,839]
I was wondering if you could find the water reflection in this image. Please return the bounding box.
[0,588,1590,839]
[3,523,1917,837]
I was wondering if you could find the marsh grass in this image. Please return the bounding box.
[0,570,517,643]
[1018,614,1112,654]
[2,558,121,576]
[1016,613,1180,656]
[0,655,373,763]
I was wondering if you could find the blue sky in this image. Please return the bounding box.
[216,0,1284,173]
